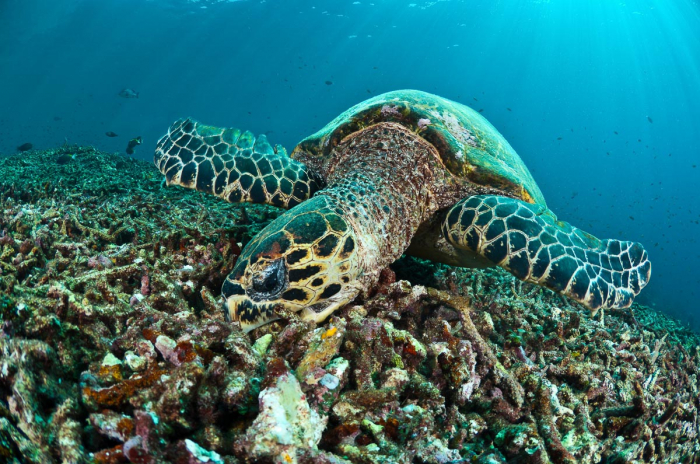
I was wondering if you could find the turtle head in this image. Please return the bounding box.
[222,198,361,332]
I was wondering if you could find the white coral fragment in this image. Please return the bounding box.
[242,371,328,462]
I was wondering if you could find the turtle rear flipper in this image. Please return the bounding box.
[442,195,651,311]
[155,118,322,208]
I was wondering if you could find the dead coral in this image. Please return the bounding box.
[0,147,699,463]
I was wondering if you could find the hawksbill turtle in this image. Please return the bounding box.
[155,90,651,332]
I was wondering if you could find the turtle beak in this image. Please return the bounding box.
[226,294,281,333]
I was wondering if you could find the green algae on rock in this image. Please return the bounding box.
[0,146,698,463]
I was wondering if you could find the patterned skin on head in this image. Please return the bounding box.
[221,196,361,332]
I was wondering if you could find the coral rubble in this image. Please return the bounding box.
[0,147,698,463]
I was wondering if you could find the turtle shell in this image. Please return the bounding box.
[292,89,545,206]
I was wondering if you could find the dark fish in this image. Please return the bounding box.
[56,153,73,165]
[614,131,618,135]
[53,116,62,121]
[647,116,653,123]
[17,143,33,152]
[473,97,478,101]
[119,88,139,98]
[105,131,119,137]
[478,109,484,113]
[506,107,512,112]
[325,80,333,85]
[629,216,635,220]
[557,137,562,140]
[125,136,143,155]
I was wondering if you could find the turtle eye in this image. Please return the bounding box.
[250,258,287,299]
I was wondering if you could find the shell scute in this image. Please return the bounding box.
[293,89,545,205]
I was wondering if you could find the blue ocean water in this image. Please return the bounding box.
[1,0,698,326]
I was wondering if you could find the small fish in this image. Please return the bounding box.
[478,108,484,113]
[506,107,512,112]
[17,143,33,152]
[629,216,635,220]
[557,137,562,140]
[53,116,62,121]
[119,88,139,99]
[614,131,618,135]
[647,116,653,123]
[125,136,143,155]
[56,153,74,165]
[473,97,478,101]
[325,80,333,85]
[105,131,119,137]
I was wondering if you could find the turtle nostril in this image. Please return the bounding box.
[251,258,286,297]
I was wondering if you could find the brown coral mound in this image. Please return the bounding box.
[0,147,699,463]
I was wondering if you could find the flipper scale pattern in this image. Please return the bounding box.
[155,118,322,208]
[442,195,651,311]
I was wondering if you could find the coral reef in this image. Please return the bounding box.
[1,146,699,463]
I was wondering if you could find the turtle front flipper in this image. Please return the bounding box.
[155,118,323,208]
[442,195,651,311]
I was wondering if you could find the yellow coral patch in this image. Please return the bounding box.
[322,326,337,339]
